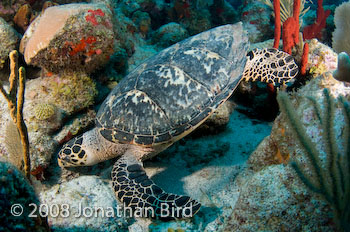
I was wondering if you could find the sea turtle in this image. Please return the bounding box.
[58,23,298,218]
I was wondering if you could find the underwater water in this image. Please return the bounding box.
[0,0,350,231]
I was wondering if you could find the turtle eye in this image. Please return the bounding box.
[247,51,254,60]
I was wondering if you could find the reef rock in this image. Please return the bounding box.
[0,70,97,178]
[0,0,27,21]
[39,175,129,231]
[224,72,349,231]
[308,38,338,78]
[0,18,20,69]
[196,100,236,135]
[241,1,272,43]
[152,22,188,48]
[224,165,334,231]
[20,3,114,73]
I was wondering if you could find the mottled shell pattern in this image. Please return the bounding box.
[96,23,248,147]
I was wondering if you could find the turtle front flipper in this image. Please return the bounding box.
[243,48,299,85]
[111,153,201,219]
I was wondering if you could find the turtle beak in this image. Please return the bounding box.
[57,151,71,167]
[57,154,74,167]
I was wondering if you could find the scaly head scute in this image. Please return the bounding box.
[58,134,87,167]
[243,48,299,85]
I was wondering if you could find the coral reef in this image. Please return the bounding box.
[0,69,97,180]
[20,3,114,73]
[273,0,281,48]
[48,71,97,114]
[282,0,301,54]
[132,10,151,37]
[223,165,335,231]
[34,103,57,121]
[308,38,338,77]
[300,42,309,75]
[0,0,347,231]
[4,120,23,170]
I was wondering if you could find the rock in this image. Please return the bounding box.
[0,160,47,231]
[196,100,236,135]
[246,136,282,172]
[209,0,238,26]
[223,165,335,231]
[152,22,188,48]
[0,17,20,69]
[0,0,27,21]
[225,72,350,231]
[308,38,338,78]
[39,175,129,231]
[131,10,151,37]
[20,3,114,73]
[241,1,272,43]
[127,44,158,72]
[0,70,97,178]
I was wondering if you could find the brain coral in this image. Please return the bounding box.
[34,103,56,120]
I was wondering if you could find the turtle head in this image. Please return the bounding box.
[58,134,90,167]
[243,48,299,85]
[58,128,126,167]
[58,129,102,167]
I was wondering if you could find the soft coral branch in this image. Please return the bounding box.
[303,0,330,40]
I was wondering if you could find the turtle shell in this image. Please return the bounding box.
[96,23,249,146]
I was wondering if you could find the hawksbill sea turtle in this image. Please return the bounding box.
[58,22,298,219]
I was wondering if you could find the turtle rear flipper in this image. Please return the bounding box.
[112,153,201,219]
[243,48,299,85]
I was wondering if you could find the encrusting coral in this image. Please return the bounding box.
[49,70,97,113]
[0,50,31,180]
